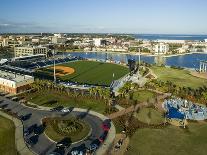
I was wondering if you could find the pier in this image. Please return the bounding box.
[200,61,207,72]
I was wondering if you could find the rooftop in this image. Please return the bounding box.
[0,69,33,83]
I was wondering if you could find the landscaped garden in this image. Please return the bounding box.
[0,115,18,155]
[43,117,91,142]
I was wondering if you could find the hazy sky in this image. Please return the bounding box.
[0,0,207,34]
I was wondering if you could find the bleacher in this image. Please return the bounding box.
[8,56,80,73]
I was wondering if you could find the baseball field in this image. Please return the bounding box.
[36,60,129,86]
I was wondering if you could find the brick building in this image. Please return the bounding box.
[0,70,34,94]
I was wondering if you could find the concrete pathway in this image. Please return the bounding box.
[108,103,146,119]
[0,111,35,155]
[114,104,125,111]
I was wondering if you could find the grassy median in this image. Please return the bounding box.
[0,116,18,155]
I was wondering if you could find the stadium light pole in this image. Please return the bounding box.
[53,49,56,83]
[138,47,141,75]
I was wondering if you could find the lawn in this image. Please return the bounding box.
[127,122,207,155]
[135,107,164,124]
[37,60,129,86]
[0,116,17,155]
[151,66,207,88]
[21,89,107,114]
[43,117,91,142]
[133,90,156,103]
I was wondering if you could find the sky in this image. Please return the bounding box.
[0,0,207,34]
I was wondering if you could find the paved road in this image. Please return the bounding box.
[0,97,107,155]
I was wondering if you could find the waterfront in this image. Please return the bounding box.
[67,52,207,69]
[134,34,207,41]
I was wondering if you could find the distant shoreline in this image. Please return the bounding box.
[65,50,207,58]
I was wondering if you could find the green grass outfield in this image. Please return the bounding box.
[151,66,207,88]
[37,60,129,86]
[127,122,207,155]
[0,115,17,155]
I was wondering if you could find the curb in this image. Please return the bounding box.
[0,111,35,155]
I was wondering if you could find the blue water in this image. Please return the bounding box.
[134,34,207,41]
[68,52,207,69]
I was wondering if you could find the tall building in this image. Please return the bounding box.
[0,70,34,94]
[205,39,207,42]
[93,38,107,47]
[2,38,9,47]
[153,43,169,55]
[14,46,48,57]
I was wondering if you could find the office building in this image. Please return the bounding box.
[153,43,169,55]
[14,46,48,57]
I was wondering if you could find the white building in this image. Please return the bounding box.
[157,40,185,44]
[153,43,169,55]
[14,46,48,57]
[54,33,64,38]
[205,39,207,42]
[93,38,106,47]
[178,44,189,53]
[2,38,9,47]
[51,36,66,44]
[0,70,34,94]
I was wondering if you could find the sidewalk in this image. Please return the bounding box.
[0,111,35,155]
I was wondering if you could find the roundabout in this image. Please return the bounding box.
[43,117,91,143]
[0,96,116,155]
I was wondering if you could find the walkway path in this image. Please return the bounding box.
[108,103,146,119]
[0,111,34,155]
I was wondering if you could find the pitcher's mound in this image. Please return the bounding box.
[50,66,75,76]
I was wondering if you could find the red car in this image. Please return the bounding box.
[101,123,110,131]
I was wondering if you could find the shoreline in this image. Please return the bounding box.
[65,50,207,58]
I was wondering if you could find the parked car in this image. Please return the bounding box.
[98,131,108,143]
[88,143,98,153]
[50,106,64,112]
[61,107,73,113]
[71,150,84,155]
[56,138,71,148]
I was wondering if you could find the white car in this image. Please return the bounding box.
[61,107,72,113]
[71,150,83,155]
